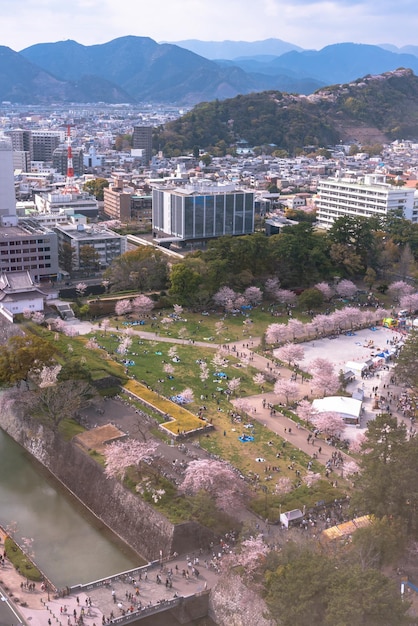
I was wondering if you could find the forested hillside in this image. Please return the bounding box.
[154,69,418,155]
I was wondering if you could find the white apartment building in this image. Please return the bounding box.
[316,173,417,228]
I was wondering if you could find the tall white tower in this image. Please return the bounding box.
[0,136,17,226]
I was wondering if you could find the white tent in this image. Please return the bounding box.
[313,396,362,425]
[344,361,369,374]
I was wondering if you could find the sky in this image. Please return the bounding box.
[1,0,418,52]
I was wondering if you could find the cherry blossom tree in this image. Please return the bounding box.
[276,289,297,307]
[76,282,87,297]
[265,323,289,345]
[117,336,132,355]
[132,294,154,317]
[311,371,340,397]
[160,316,174,327]
[86,337,100,350]
[215,320,227,336]
[22,309,32,320]
[275,342,305,367]
[287,318,304,340]
[199,362,209,384]
[115,299,132,317]
[349,432,367,454]
[311,313,334,336]
[227,377,241,395]
[312,411,345,438]
[104,439,159,480]
[38,364,62,388]
[335,279,357,299]
[168,346,178,359]
[253,373,266,388]
[265,277,280,296]
[314,282,333,301]
[303,472,322,487]
[388,280,414,302]
[274,476,293,495]
[296,399,318,424]
[234,397,253,414]
[163,363,174,377]
[180,458,247,510]
[212,351,229,369]
[400,292,418,314]
[213,286,238,309]
[244,286,262,306]
[229,535,268,578]
[31,311,45,325]
[179,387,194,403]
[342,460,360,477]
[173,304,183,317]
[178,326,189,340]
[274,378,300,405]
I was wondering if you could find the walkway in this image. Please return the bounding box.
[0,532,220,626]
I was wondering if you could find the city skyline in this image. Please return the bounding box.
[1,0,417,54]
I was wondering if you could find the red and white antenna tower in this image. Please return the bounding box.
[63,124,78,194]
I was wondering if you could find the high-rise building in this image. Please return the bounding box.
[0,135,58,282]
[6,129,32,155]
[52,145,84,177]
[0,136,18,226]
[152,180,255,243]
[316,173,417,227]
[31,131,62,163]
[132,126,153,164]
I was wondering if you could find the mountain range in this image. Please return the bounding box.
[0,36,416,105]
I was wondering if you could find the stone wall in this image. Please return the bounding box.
[0,402,216,562]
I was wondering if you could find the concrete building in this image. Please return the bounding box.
[132,126,153,164]
[34,190,99,220]
[103,178,152,226]
[53,223,127,270]
[52,145,84,177]
[31,131,63,162]
[0,222,59,282]
[152,180,255,244]
[0,136,59,283]
[316,173,417,227]
[0,137,19,227]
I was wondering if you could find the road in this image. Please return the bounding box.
[0,585,23,626]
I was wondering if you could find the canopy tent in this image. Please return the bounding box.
[313,396,362,425]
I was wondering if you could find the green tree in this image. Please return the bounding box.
[297,287,324,311]
[104,246,169,292]
[0,335,55,386]
[395,330,418,389]
[57,358,93,383]
[58,242,75,275]
[169,263,202,305]
[113,134,132,151]
[264,543,411,626]
[79,245,100,273]
[352,414,418,535]
[83,178,109,201]
[364,266,377,290]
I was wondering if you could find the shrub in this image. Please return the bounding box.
[4,538,42,582]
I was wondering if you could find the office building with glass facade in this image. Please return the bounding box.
[152,181,254,242]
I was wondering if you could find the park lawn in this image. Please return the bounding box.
[89,333,265,402]
[124,379,204,434]
[112,307,290,343]
[26,323,127,382]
